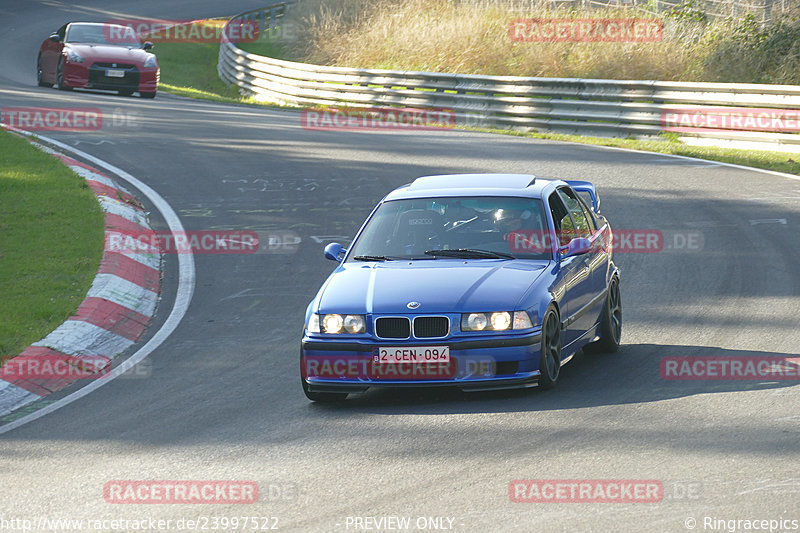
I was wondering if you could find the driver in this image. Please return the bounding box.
[495,207,548,254]
[494,207,533,235]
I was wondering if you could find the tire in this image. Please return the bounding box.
[57,59,71,91]
[140,91,156,99]
[302,379,348,403]
[37,54,52,87]
[588,276,622,353]
[538,305,562,389]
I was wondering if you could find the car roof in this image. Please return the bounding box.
[65,22,134,31]
[67,22,112,28]
[384,174,563,201]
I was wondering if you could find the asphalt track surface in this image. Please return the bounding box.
[1,1,799,532]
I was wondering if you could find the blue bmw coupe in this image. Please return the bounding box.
[301,174,621,402]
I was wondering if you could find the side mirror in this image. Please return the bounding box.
[561,237,592,257]
[323,242,345,262]
[142,41,154,50]
[49,34,61,43]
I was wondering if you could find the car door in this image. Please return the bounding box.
[571,188,610,314]
[556,186,608,342]
[41,24,67,81]
[547,190,592,348]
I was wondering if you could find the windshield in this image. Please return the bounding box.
[348,196,551,261]
[66,24,141,46]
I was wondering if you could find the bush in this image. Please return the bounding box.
[279,0,800,84]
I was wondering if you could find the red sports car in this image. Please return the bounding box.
[38,22,159,98]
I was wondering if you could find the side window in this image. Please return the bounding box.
[577,196,597,232]
[58,24,67,40]
[557,187,591,239]
[548,192,572,247]
[574,190,595,213]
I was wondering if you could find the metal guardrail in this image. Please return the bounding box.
[218,2,800,153]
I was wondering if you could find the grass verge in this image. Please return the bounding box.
[154,36,243,103]
[285,0,800,84]
[154,20,288,105]
[0,130,104,357]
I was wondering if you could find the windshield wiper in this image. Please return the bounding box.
[352,255,395,262]
[424,248,515,259]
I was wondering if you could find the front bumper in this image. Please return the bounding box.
[301,330,542,393]
[63,61,158,92]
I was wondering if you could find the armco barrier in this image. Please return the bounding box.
[217,2,800,153]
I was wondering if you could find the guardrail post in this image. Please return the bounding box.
[259,10,267,40]
[269,7,278,30]
[762,0,773,26]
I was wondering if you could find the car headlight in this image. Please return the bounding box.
[513,310,533,329]
[312,314,366,334]
[143,54,157,68]
[65,49,83,63]
[463,313,488,331]
[323,314,343,333]
[343,315,365,334]
[491,311,511,330]
[461,311,532,331]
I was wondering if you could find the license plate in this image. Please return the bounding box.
[374,346,450,363]
[105,69,125,78]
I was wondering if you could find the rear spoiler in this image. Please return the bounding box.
[565,180,600,213]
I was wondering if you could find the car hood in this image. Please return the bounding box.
[316,260,548,315]
[66,44,152,65]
